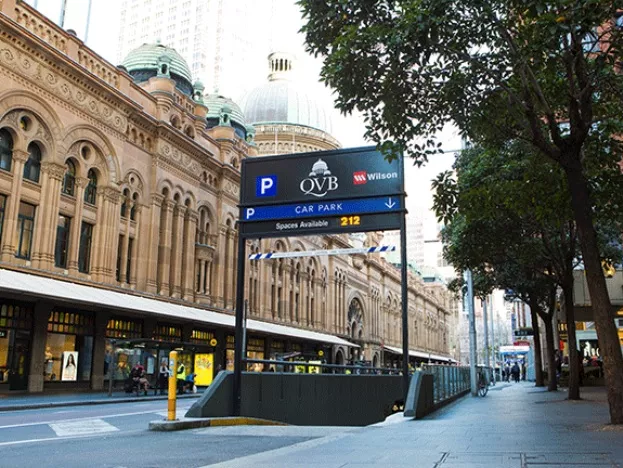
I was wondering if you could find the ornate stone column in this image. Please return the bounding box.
[1,149,28,262]
[226,229,236,309]
[181,208,198,301]
[90,188,107,282]
[145,193,163,293]
[169,204,186,298]
[128,204,142,288]
[157,199,174,295]
[100,187,122,282]
[67,177,88,274]
[32,161,65,269]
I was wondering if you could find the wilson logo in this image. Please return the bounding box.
[353,171,367,185]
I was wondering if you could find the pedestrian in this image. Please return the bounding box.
[504,364,511,382]
[176,361,186,394]
[521,362,526,381]
[511,362,520,383]
[158,358,169,395]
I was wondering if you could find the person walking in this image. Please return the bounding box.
[176,361,186,394]
[511,362,520,383]
[158,358,169,395]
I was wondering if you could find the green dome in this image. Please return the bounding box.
[121,43,193,94]
[205,94,246,126]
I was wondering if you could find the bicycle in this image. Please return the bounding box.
[477,369,488,397]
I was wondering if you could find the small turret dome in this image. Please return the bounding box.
[121,43,194,96]
[205,94,248,140]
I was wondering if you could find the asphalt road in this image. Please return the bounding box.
[0,400,322,468]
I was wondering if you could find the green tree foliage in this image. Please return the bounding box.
[300,0,623,423]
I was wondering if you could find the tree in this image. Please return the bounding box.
[433,143,578,392]
[300,0,623,423]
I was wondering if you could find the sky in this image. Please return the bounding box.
[25,0,461,241]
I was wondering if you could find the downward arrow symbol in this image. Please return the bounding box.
[385,197,397,209]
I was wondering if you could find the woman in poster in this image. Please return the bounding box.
[62,352,77,381]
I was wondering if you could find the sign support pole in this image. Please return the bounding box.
[400,201,409,401]
[466,269,478,396]
[233,234,247,416]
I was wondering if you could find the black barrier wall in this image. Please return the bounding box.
[186,371,404,426]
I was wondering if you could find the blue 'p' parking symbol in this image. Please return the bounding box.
[256,175,277,197]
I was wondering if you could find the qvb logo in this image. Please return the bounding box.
[256,175,277,197]
[353,171,367,185]
[300,159,339,198]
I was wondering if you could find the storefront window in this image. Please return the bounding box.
[45,310,94,382]
[226,335,235,371]
[190,329,214,344]
[106,318,143,339]
[153,323,182,342]
[247,338,265,372]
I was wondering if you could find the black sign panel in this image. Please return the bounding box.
[514,328,534,337]
[241,146,403,206]
[239,212,403,238]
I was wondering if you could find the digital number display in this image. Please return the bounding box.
[340,216,361,227]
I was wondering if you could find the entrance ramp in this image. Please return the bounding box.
[185,371,403,426]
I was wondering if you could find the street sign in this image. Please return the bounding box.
[241,146,403,207]
[242,196,402,222]
[513,328,534,337]
[240,212,403,238]
[239,146,405,238]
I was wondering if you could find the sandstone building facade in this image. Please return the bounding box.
[0,0,454,393]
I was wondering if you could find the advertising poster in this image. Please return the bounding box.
[61,351,78,381]
[194,353,214,386]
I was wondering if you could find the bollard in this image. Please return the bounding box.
[168,351,178,421]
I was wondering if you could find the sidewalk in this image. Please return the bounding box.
[0,390,201,412]
[203,382,623,468]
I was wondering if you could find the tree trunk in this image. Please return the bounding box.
[542,312,557,392]
[562,279,581,400]
[564,164,623,423]
[530,303,545,387]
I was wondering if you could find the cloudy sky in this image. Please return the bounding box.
[25,0,460,240]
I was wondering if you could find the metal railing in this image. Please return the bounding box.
[421,364,471,404]
[244,358,404,374]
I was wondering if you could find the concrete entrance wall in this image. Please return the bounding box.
[186,371,404,426]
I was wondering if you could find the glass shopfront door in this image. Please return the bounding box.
[8,331,30,390]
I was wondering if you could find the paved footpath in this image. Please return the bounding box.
[202,382,623,468]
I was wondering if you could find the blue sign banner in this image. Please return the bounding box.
[242,196,402,222]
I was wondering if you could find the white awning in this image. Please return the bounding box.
[383,345,453,362]
[0,268,357,348]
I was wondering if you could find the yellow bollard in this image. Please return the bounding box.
[168,351,177,421]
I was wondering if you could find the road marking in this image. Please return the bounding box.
[49,419,119,437]
[0,434,96,447]
[0,404,193,431]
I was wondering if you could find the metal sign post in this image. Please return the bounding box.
[400,209,409,400]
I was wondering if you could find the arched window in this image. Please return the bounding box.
[84,169,97,204]
[120,189,130,218]
[0,129,13,172]
[62,160,76,196]
[23,142,41,183]
[130,193,138,220]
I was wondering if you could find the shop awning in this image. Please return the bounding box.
[0,268,358,348]
[383,345,454,363]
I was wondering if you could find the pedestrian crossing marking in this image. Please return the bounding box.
[49,419,119,437]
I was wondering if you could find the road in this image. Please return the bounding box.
[0,400,336,468]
